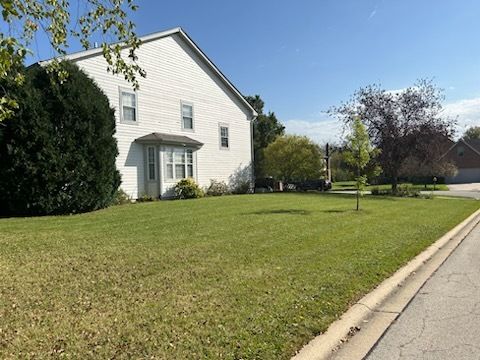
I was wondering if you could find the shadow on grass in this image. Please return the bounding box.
[321,209,350,213]
[246,209,311,216]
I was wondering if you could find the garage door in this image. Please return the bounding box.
[446,168,480,184]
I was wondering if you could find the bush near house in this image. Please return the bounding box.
[0,62,120,216]
[174,178,204,199]
[206,179,230,196]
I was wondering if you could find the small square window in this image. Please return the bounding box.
[457,146,465,157]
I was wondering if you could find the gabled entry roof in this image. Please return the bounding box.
[135,132,203,148]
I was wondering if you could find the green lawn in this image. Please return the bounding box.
[0,194,477,359]
[332,181,449,191]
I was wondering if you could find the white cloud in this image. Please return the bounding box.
[368,9,377,20]
[283,96,480,145]
[443,97,480,137]
[283,118,343,145]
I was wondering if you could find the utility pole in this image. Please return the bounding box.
[325,143,331,182]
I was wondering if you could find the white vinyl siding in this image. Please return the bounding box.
[73,33,252,198]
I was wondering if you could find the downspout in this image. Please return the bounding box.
[250,113,257,192]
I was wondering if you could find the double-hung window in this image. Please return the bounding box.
[182,103,194,130]
[220,124,229,149]
[165,148,194,181]
[121,90,137,123]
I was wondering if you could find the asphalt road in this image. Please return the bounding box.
[366,221,480,359]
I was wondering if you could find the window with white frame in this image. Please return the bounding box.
[220,125,229,149]
[147,147,156,181]
[182,103,194,130]
[121,90,137,122]
[165,148,194,180]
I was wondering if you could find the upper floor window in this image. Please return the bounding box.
[182,103,194,130]
[120,89,137,123]
[457,146,465,157]
[220,124,229,149]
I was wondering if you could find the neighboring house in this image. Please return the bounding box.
[40,27,257,199]
[442,138,480,183]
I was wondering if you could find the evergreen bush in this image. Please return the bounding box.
[0,62,120,216]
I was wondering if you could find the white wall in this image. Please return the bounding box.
[73,34,252,198]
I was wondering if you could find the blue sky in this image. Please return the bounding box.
[28,0,480,143]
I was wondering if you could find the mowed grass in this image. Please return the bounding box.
[0,194,477,359]
[332,181,449,191]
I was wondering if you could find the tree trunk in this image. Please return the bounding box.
[356,189,359,211]
[391,175,398,193]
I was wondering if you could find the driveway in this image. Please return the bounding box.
[447,183,480,191]
[367,222,480,359]
[421,183,480,200]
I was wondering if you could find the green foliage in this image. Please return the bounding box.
[330,148,354,182]
[463,126,480,141]
[370,184,421,198]
[0,61,120,216]
[174,178,204,199]
[229,165,253,194]
[113,188,133,205]
[206,179,230,196]
[344,117,380,210]
[245,95,285,178]
[136,194,156,202]
[0,0,143,121]
[263,134,324,182]
[330,80,455,191]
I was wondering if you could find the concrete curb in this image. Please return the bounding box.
[292,208,480,360]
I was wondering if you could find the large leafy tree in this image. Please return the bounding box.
[0,62,120,216]
[245,95,285,178]
[329,80,455,191]
[263,135,323,182]
[463,126,480,141]
[0,0,144,121]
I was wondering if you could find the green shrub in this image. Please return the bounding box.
[396,184,421,198]
[136,194,156,202]
[206,179,230,196]
[174,178,204,199]
[113,189,132,205]
[0,61,120,216]
[370,184,421,198]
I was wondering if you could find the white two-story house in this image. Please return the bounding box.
[42,27,257,199]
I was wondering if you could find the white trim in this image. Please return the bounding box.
[38,27,257,119]
[163,147,197,183]
[119,87,138,124]
[146,146,157,181]
[219,123,230,150]
[180,101,195,132]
